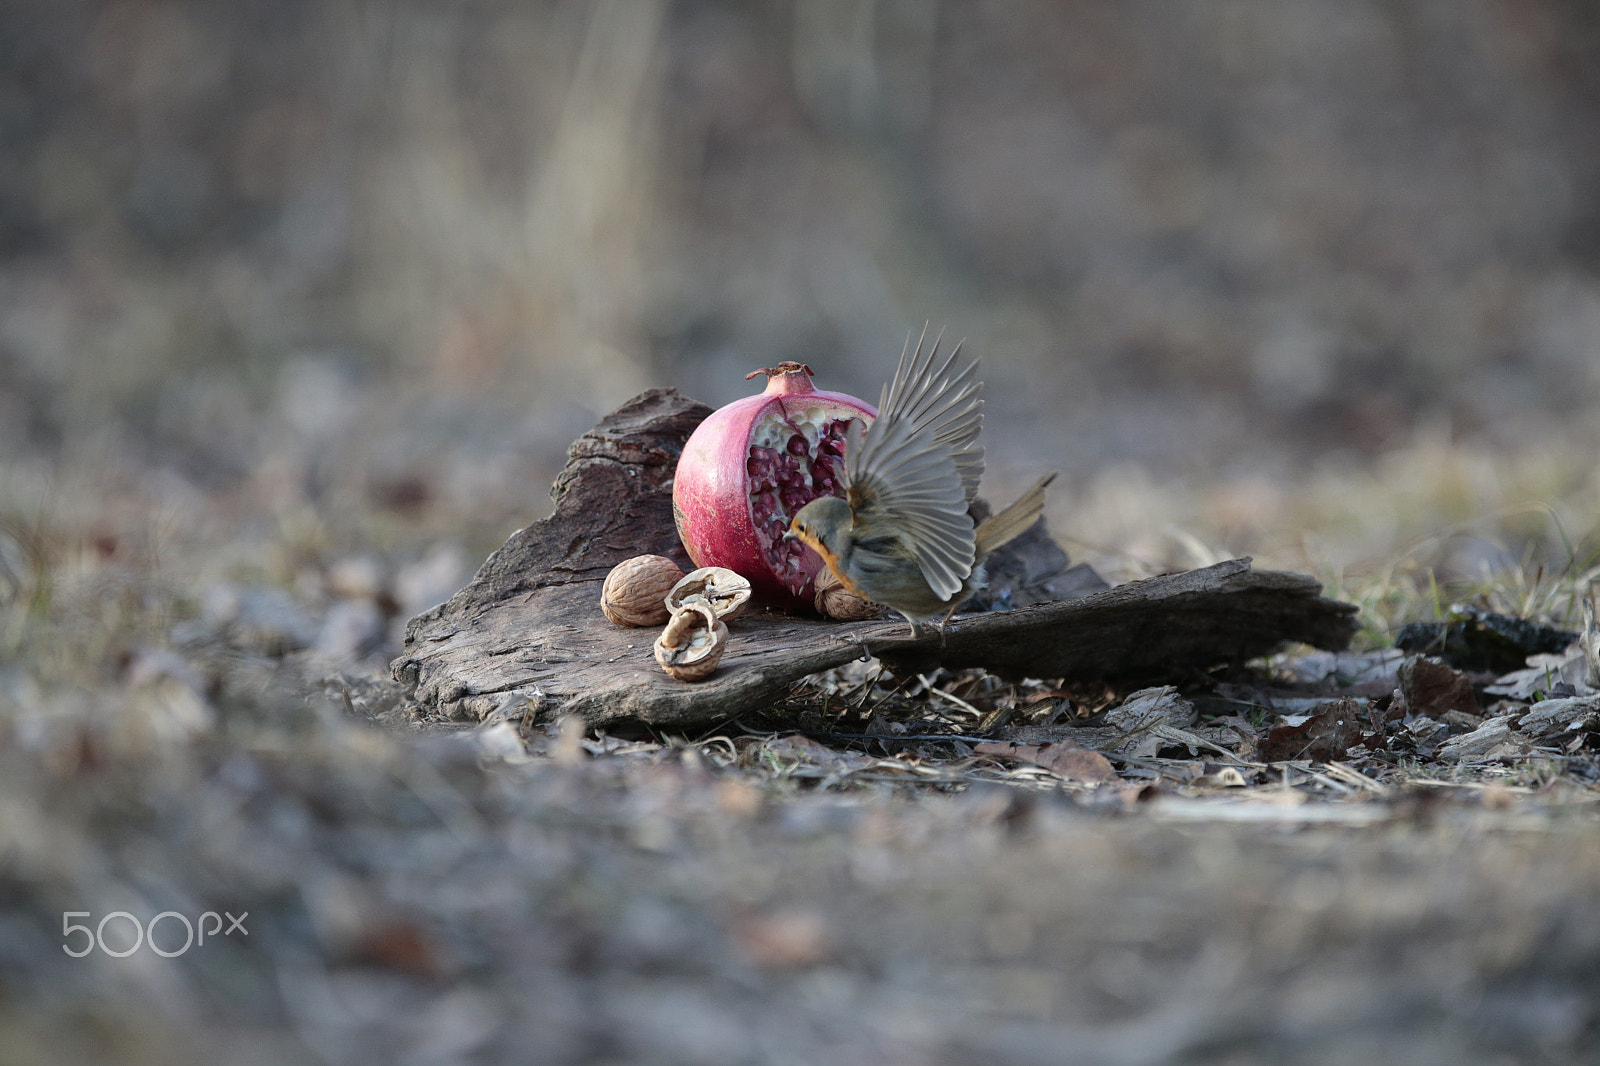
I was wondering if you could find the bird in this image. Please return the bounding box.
[785,327,1054,639]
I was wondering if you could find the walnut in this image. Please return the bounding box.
[600,555,684,627]
[813,567,881,621]
[666,567,753,621]
[653,601,729,681]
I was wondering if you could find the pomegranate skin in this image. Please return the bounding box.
[673,362,876,611]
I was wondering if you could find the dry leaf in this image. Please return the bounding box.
[974,740,1119,784]
[1105,686,1212,758]
[1398,656,1479,719]
[1214,715,1260,760]
[1487,648,1597,700]
[1259,697,1366,762]
[756,733,871,774]
[1104,686,1196,730]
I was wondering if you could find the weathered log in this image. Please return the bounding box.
[392,389,1360,728]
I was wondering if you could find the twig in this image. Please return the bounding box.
[927,685,985,720]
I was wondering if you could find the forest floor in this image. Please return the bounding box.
[4,376,1600,1065]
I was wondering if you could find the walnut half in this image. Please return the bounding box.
[653,600,729,681]
[666,567,753,621]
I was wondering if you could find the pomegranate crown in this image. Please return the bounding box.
[744,361,814,381]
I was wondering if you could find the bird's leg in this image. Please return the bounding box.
[933,600,963,649]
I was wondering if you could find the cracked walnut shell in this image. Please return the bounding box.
[653,601,729,681]
[601,555,684,627]
[666,567,752,621]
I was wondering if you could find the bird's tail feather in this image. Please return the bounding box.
[974,474,1055,559]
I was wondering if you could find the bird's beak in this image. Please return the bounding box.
[781,528,796,542]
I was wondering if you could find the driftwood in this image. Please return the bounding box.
[392,389,1360,728]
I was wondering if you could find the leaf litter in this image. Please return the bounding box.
[584,589,1600,812]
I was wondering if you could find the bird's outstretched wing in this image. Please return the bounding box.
[842,327,984,600]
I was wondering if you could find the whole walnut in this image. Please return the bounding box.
[813,567,881,621]
[601,555,684,627]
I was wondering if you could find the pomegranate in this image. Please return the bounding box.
[673,362,876,610]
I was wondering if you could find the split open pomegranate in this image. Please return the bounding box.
[672,362,876,610]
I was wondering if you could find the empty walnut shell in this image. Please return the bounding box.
[666,566,753,621]
[601,555,684,627]
[813,567,881,621]
[653,601,729,681]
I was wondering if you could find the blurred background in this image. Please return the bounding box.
[7,8,1600,1059]
[5,0,1600,615]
